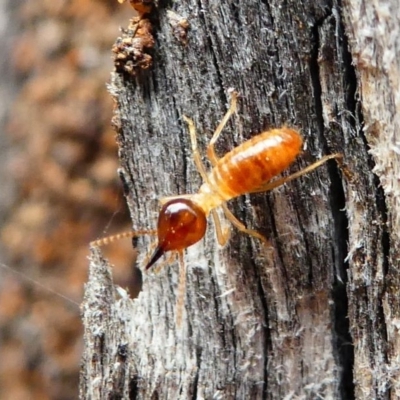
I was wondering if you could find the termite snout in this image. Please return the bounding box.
[145,198,207,269]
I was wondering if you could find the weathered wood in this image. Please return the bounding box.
[342,1,400,398]
[80,0,398,398]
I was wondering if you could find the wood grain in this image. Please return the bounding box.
[80,0,399,398]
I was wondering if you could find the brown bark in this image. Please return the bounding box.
[80,0,399,398]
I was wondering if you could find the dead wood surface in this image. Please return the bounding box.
[80,1,399,399]
[342,1,400,398]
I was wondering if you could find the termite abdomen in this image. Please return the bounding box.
[211,127,303,199]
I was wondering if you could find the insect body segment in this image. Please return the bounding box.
[207,127,303,200]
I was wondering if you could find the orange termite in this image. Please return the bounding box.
[91,91,342,323]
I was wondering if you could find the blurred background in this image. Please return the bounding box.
[0,1,138,398]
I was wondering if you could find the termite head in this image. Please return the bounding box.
[145,198,207,269]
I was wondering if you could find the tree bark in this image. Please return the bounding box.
[80,0,399,399]
[342,1,400,398]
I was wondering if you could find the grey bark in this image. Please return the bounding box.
[342,1,400,398]
[80,0,399,399]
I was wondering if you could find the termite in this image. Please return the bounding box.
[91,91,342,324]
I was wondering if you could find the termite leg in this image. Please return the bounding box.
[207,91,239,166]
[175,250,186,327]
[182,115,210,183]
[211,209,230,246]
[90,229,157,247]
[335,156,354,182]
[183,90,238,177]
[221,203,271,247]
[249,153,344,194]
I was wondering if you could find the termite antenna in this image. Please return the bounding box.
[90,229,157,247]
